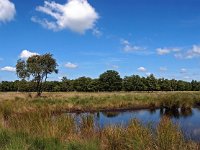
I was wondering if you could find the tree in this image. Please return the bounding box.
[60,77,73,92]
[73,77,92,92]
[88,79,100,92]
[16,53,58,96]
[146,74,159,92]
[158,78,172,91]
[99,70,122,91]
[170,79,177,91]
[123,75,146,91]
[191,80,200,91]
[177,80,186,91]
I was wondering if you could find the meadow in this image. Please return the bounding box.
[1,91,200,113]
[0,92,200,149]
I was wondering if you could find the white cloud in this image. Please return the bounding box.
[180,68,187,74]
[184,45,200,59]
[0,0,16,23]
[31,17,58,30]
[65,62,78,69]
[137,67,147,72]
[157,47,180,55]
[1,66,15,72]
[157,48,170,55]
[121,39,144,52]
[19,50,39,59]
[33,0,99,33]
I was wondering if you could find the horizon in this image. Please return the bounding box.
[1,0,200,82]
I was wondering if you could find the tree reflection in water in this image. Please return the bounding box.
[102,112,120,118]
[160,107,193,119]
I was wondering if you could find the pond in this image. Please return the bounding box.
[69,108,200,141]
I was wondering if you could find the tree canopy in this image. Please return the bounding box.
[16,53,58,96]
[99,70,122,91]
[1,69,199,93]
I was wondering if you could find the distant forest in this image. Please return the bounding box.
[1,70,200,92]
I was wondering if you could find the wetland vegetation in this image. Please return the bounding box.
[0,92,199,149]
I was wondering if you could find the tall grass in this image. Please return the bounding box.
[0,92,199,149]
[1,92,200,114]
[0,108,198,150]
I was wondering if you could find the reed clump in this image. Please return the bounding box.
[0,107,198,150]
[0,92,199,149]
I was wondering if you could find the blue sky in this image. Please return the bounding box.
[0,0,200,81]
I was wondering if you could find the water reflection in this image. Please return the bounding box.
[70,107,200,141]
[159,108,193,118]
[100,108,193,119]
[102,112,120,118]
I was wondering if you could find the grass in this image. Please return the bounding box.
[0,110,198,150]
[0,92,200,149]
[1,91,200,114]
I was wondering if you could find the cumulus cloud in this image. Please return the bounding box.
[65,62,78,69]
[33,0,99,33]
[121,39,144,52]
[1,66,15,72]
[0,0,16,23]
[157,47,180,55]
[176,45,200,59]
[137,67,147,72]
[19,50,39,59]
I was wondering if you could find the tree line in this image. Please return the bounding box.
[1,70,200,92]
[1,53,199,93]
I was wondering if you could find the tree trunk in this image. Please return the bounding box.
[36,78,41,97]
[37,74,47,97]
[37,91,42,97]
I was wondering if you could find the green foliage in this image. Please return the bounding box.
[123,75,146,91]
[1,69,200,92]
[0,129,66,150]
[73,77,92,92]
[99,70,122,91]
[67,140,100,150]
[16,53,58,96]
[158,78,172,91]
[0,102,198,150]
[146,74,160,91]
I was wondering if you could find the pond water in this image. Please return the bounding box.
[70,108,200,141]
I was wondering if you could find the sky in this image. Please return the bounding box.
[0,0,200,81]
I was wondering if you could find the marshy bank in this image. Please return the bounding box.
[0,109,199,150]
[0,92,200,149]
[1,91,200,113]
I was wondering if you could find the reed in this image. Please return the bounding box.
[1,92,200,114]
[0,110,198,149]
[0,92,199,149]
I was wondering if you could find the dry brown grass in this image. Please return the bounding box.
[0,91,200,114]
[0,109,198,150]
[0,93,199,149]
